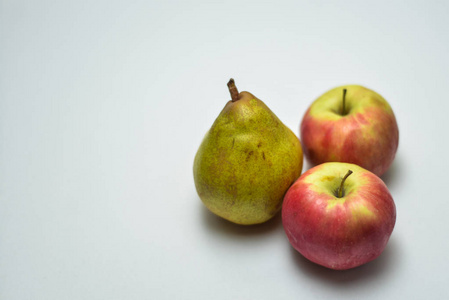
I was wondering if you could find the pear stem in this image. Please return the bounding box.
[338,170,353,198]
[341,88,347,115]
[227,78,239,102]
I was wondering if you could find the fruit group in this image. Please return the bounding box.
[300,85,399,176]
[282,162,396,270]
[194,79,303,225]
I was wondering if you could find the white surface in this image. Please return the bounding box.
[1,0,448,299]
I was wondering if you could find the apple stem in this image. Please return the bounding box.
[227,78,240,102]
[338,170,353,198]
[341,88,347,115]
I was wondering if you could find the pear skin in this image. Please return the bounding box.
[194,79,303,225]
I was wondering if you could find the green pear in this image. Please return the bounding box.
[193,79,303,225]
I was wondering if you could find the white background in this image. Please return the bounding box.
[1,0,448,299]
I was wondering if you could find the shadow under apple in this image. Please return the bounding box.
[289,237,400,285]
[381,153,403,192]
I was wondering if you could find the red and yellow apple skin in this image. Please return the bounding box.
[300,85,399,177]
[282,162,396,270]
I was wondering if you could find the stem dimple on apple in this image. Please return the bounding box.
[228,78,240,102]
[338,170,353,198]
[341,88,347,115]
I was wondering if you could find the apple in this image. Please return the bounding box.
[282,162,396,270]
[300,85,399,176]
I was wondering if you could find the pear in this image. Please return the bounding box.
[193,79,303,225]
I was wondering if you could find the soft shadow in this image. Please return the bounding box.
[200,203,283,237]
[381,154,403,191]
[289,237,400,286]
[304,160,315,171]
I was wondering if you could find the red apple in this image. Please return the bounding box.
[300,85,399,176]
[282,162,396,270]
